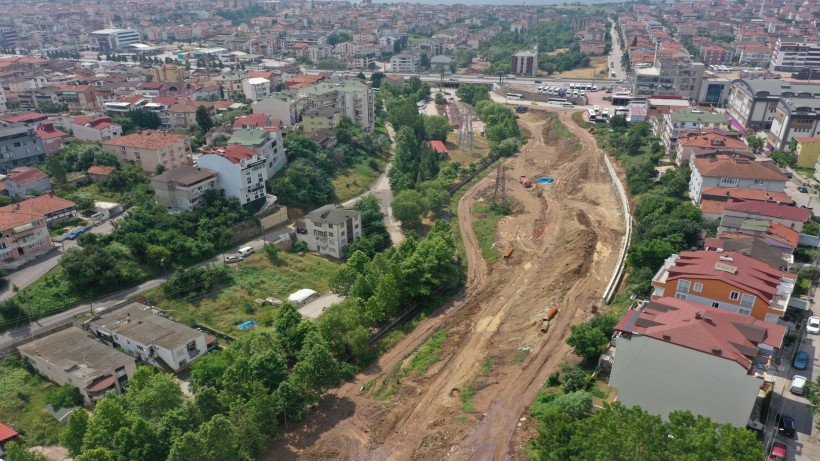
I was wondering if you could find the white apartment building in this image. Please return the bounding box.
[196,145,269,208]
[90,28,141,52]
[297,204,362,258]
[101,131,191,174]
[71,116,123,142]
[689,154,788,204]
[242,77,271,102]
[767,97,820,151]
[633,49,705,101]
[725,79,820,132]
[390,53,420,73]
[769,37,820,72]
[300,80,375,131]
[228,128,287,177]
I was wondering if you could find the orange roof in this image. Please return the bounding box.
[0,208,44,232]
[700,187,793,203]
[795,137,820,144]
[0,422,18,443]
[429,140,448,154]
[202,145,258,164]
[102,131,188,149]
[699,199,726,215]
[677,130,746,149]
[88,165,116,176]
[8,167,48,186]
[0,194,75,216]
[693,155,787,181]
[767,222,799,248]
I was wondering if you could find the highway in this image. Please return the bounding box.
[331,70,620,88]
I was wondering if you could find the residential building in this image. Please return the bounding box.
[579,27,606,55]
[697,77,732,106]
[5,167,51,198]
[215,72,246,101]
[167,100,213,131]
[18,327,136,405]
[197,145,269,208]
[795,137,820,169]
[242,77,271,102]
[767,97,820,151]
[0,206,52,269]
[71,116,123,142]
[769,37,820,72]
[699,188,794,221]
[90,29,141,52]
[296,204,361,258]
[88,303,208,373]
[0,194,76,227]
[303,107,340,132]
[719,199,809,234]
[0,89,6,113]
[725,79,820,132]
[33,122,67,156]
[87,165,117,183]
[390,53,420,73]
[633,49,705,101]
[689,154,787,204]
[704,236,793,270]
[103,96,148,115]
[511,48,538,77]
[651,250,795,322]
[659,108,729,159]
[228,128,286,177]
[0,122,46,171]
[675,130,749,165]
[735,44,772,68]
[252,91,306,126]
[609,297,785,426]
[151,166,219,211]
[151,64,186,82]
[702,45,732,66]
[300,80,375,131]
[232,113,273,132]
[102,131,191,174]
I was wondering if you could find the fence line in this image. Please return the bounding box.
[601,152,632,305]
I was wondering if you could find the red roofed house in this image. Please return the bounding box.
[719,199,810,233]
[71,116,123,142]
[0,421,18,447]
[0,194,77,227]
[674,130,749,165]
[88,165,117,182]
[609,297,786,426]
[0,205,52,269]
[197,145,269,208]
[233,113,273,132]
[34,122,67,155]
[690,154,788,205]
[101,131,191,174]
[0,112,48,125]
[5,167,51,199]
[651,250,795,323]
[429,140,448,155]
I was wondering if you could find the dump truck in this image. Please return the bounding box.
[519,176,532,188]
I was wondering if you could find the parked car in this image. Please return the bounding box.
[798,186,809,193]
[225,255,243,263]
[808,316,820,334]
[790,375,808,395]
[785,172,793,178]
[778,414,796,438]
[238,246,255,257]
[794,351,810,370]
[67,228,86,240]
[769,441,787,461]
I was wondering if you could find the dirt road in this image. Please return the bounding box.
[262,109,625,461]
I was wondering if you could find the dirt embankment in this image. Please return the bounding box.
[261,109,625,461]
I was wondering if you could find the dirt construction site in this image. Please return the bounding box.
[262,109,626,460]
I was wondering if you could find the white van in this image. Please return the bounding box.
[791,375,808,395]
[238,246,255,257]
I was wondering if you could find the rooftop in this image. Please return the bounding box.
[0,422,18,443]
[201,145,259,164]
[0,194,75,216]
[616,297,786,370]
[233,113,271,129]
[669,108,728,124]
[8,167,48,186]
[300,80,369,96]
[700,187,793,204]
[693,155,788,181]
[724,199,810,223]
[87,165,117,176]
[306,204,359,226]
[102,131,188,149]
[677,130,746,149]
[429,140,448,154]
[704,236,792,269]
[229,128,269,146]
[91,303,203,351]
[152,165,217,187]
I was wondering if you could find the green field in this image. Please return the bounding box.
[0,359,63,446]
[332,159,385,203]
[472,202,508,262]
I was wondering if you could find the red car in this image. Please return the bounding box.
[769,442,787,461]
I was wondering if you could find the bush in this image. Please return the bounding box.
[292,241,308,253]
[45,385,83,409]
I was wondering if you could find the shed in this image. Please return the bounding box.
[288,288,319,305]
[0,422,19,445]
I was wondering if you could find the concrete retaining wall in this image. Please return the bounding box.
[601,152,632,305]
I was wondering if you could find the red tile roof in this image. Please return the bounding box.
[35,123,67,140]
[795,137,820,144]
[766,222,800,248]
[86,375,117,393]
[0,208,44,232]
[693,155,788,181]
[102,131,188,149]
[664,250,794,307]
[0,422,18,443]
[724,199,809,223]
[233,113,271,129]
[8,167,48,186]
[429,140,448,154]
[700,187,793,204]
[88,165,117,176]
[1,112,47,124]
[616,297,786,370]
[677,130,747,150]
[700,199,727,215]
[202,145,258,164]
[0,194,75,216]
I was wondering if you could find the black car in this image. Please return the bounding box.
[778,414,796,438]
[798,186,809,193]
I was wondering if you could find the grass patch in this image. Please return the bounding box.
[461,355,498,413]
[472,202,508,262]
[551,116,581,152]
[405,329,448,376]
[0,358,63,445]
[511,347,531,365]
[571,111,595,130]
[795,166,815,178]
[332,159,385,203]
[446,131,491,167]
[453,416,469,423]
[143,251,341,333]
[364,328,449,400]
[48,217,86,237]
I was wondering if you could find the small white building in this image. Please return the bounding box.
[288,288,319,305]
[296,204,362,258]
[197,145,269,208]
[242,77,271,102]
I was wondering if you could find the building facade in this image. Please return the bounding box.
[102,131,191,173]
[390,53,420,73]
[633,49,705,101]
[297,204,361,258]
[90,29,141,52]
[196,145,269,208]
[300,80,375,131]
[767,97,820,151]
[511,48,538,77]
[151,64,186,82]
[0,207,52,269]
[769,37,820,72]
[0,122,46,171]
[242,77,271,102]
[689,154,788,204]
[71,116,123,142]
[725,79,820,133]
[151,166,219,211]
[227,128,286,177]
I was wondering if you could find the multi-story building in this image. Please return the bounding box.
[633,48,705,101]
[767,97,820,151]
[151,64,186,82]
[718,199,809,235]
[725,79,820,132]
[0,122,46,171]
[659,108,729,159]
[0,26,18,48]
[88,303,208,373]
[511,48,538,77]
[252,90,306,126]
[90,29,141,52]
[390,53,420,73]
[769,37,820,72]
[0,195,77,227]
[0,89,6,113]
[651,250,794,322]
[197,145,269,208]
[151,166,219,211]
[71,116,123,142]
[300,80,375,131]
[674,130,749,166]
[0,206,52,269]
[242,77,271,102]
[689,154,787,204]
[735,44,772,68]
[214,72,246,101]
[34,122,67,156]
[18,327,136,405]
[5,166,51,198]
[609,297,786,426]
[297,204,361,259]
[228,128,286,177]
[303,107,340,133]
[101,131,191,174]
[701,45,732,66]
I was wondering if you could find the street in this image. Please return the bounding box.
[608,18,627,81]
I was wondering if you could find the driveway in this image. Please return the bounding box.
[784,179,820,216]
[299,293,343,319]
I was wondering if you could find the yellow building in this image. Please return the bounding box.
[151,64,186,82]
[796,136,820,169]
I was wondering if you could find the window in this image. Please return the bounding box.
[675,293,687,300]
[738,308,751,316]
[677,279,691,293]
[740,294,756,308]
[730,291,740,300]
[711,302,719,308]
[693,282,703,293]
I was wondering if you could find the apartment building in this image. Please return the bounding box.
[0,194,77,227]
[197,145,269,208]
[300,80,375,131]
[390,53,420,73]
[651,250,794,322]
[725,79,820,132]
[34,122,67,156]
[5,167,51,198]
[659,108,728,159]
[90,28,141,52]
[71,116,123,142]
[151,166,219,211]
[769,37,820,72]
[102,131,191,174]
[151,64,186,82]
[0,206,52,269]
[609,297,785,427]
[252,90,306,126]
[88,303,208,373]
[674,130,748,165]
[633,48,705,101]
[296,204,361,259]
[242,77,271,102]
[511,48,538,77]
[767,97,820,151]
[303,107,339,133]
[0,122,46,171]
[215,72,246,101]
[0,89,7,113]
[228,128,286,177]
[689,154,788,204]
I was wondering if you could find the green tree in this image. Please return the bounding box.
[61,409,90,457]
[82,395,130,452]
[419,52,430,70]
[393,189,425,228]
[627,238,676,270]
[609,114,628,129]
[566,322,610,362]
[273,303,308,361]
[746,135,764,154]
[435,92,447,105]
[123,366,184,420]
[456,84,490,106]
[769,149,797,168]
[167,432,207,461]
[292,332,341,400]
[3,442,50,461]
[423,115,451,141]
[46,155,68,183]
[196,106,214,133]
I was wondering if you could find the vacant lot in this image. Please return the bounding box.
[0,359,62,446]
[446,131,491,166]
[551,55,610,79]
[142,251,341,333]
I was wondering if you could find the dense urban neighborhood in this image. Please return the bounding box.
[1,0,820,460]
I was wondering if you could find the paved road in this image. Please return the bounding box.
[608,18,627,81]
[299,293,344,319]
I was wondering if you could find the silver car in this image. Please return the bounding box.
[808,316,820,335]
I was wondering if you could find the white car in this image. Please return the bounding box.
[808,316,820,334]
[790,375,808,395]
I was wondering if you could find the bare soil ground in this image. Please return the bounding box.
[261,109,625,461]
[548,55,610,79]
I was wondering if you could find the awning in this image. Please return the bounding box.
[86,375,117,393]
